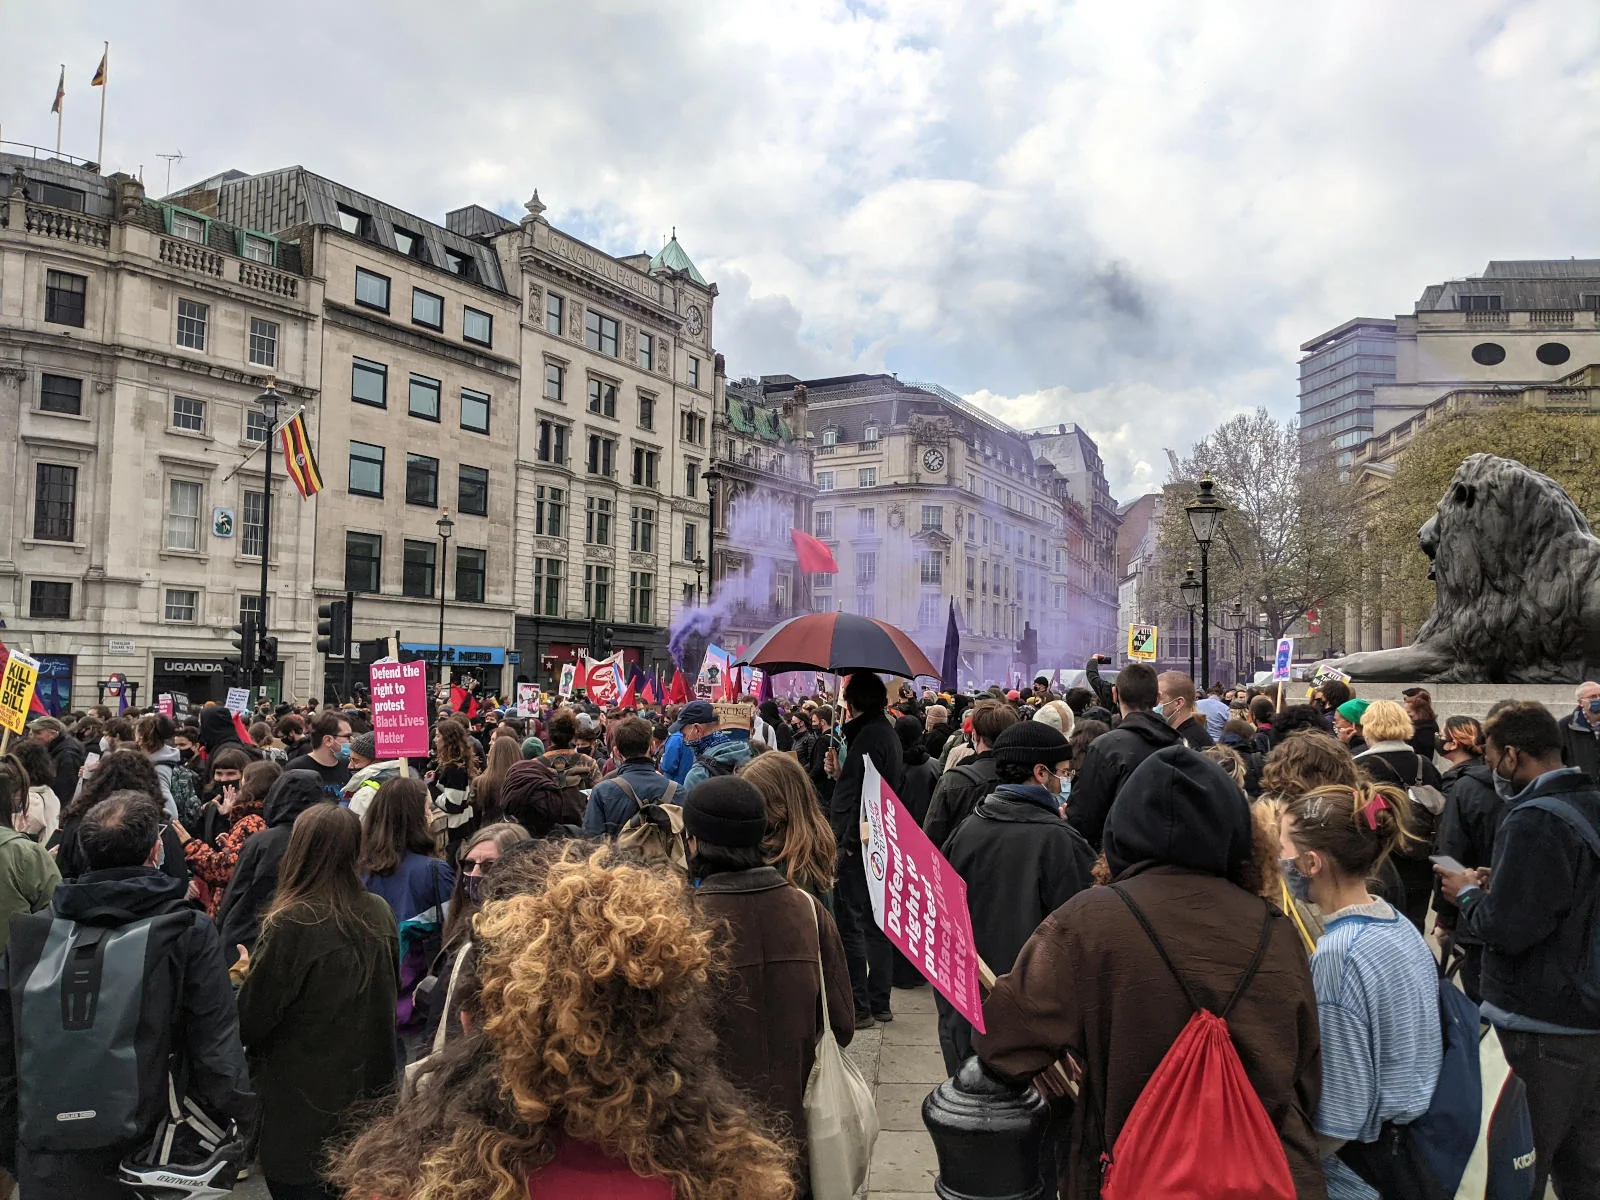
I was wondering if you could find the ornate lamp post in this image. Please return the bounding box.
[435,508,454,690]
[1185,476,1226,689]
[1218,600,1248,684]
[1179,567,1201,680]
[692,553,706,606]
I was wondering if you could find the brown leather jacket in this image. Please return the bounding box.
[693,866,855,1189]
[976,866,1328,1200]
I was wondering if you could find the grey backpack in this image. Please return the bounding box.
[7,909,194,1151]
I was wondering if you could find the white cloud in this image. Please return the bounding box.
[5,0,1596,497]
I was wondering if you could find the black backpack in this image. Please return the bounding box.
[694,752,738,781]
[6,908,195,1152]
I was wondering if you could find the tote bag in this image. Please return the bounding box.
[803,897,878,1200]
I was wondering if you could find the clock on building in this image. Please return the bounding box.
[685,305,704,336]
[922,447,946,472]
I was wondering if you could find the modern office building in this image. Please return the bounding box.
[1296,318,1398,462]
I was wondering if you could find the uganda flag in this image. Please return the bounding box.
[280,411,324,498]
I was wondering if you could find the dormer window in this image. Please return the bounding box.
[821,429,837,448]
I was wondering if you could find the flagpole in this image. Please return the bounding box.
[96,43,107,168]
[256,382,282,693]
[55,64,63,157]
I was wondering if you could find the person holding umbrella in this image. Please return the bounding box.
[824,671,905,1026]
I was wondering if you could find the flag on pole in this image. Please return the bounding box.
[941,599,960,691]
[91,52,107,87]
[50,66,64,114]
[790,528,839,574]
[279,411,324,498]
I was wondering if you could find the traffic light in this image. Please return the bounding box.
[1017,622,1038,667]
[316,600,348,657]
[259,635,279,673]
[227,615,258,678]
[601,624,617,654]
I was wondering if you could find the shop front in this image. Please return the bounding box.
[151,655,231,713]
[400,643,505,698]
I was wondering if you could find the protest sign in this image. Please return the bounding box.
[713,701,754,731]
[516,682,539,716]
[370,659,430,758]
[558,663,577,699]
[0,650,40,737]
[584,653,622,706]
[1273,637,1295,682]
[860,756,985,1032]
[157,694,174,719]
[696,644,731,699]
[224,687,251,715]
[1312,663,1351,687]
[1126,624,1158,663]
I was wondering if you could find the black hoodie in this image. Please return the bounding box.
[1065,709,1182,850]
[215,771,327,960]
[0,867,254,1197]
[1103,745,1254,884]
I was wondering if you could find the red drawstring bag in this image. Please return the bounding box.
[1098,887,1296,1200]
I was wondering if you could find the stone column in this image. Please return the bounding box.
[1345,603,1363,654]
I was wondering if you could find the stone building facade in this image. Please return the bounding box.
[174,168,524,697]
[0,155,322,710]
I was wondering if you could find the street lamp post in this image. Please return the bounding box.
[1218,600,1248,684]
[253,384,283,691]
[1185,476,1226,690]
[1179,567,1200,680]
[436,509,454,691]
[1256,611,1270,679]
[702,469,720,604]
[692,553,705,606]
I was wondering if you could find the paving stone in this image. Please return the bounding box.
[865,1128,939,1193]
[888,985,938,1014]
[874,1082,934,1131]
[877,1042,949,1085]
[881,1012,940,1044]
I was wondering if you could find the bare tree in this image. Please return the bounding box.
[1157,409,1358,645]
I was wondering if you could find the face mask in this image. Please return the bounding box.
[463,874,485,903]
[1435,734,1452,757]
[1280,856,1311,903]
[338,743,351,762]
[99,737,112,753]
[1056,770,1072,799]
[1588,699,1600,716]
[178,748,194,765]
[1493,770,1522,801]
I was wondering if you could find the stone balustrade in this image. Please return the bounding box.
[159,237,224,277]
[24,204,110,247]
[238,260,299,299]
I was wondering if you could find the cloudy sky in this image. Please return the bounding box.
[5,0,1596,497]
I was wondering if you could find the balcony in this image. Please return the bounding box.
[239,259,300,300]
[1463,310,1508,326]
[25,204,109,248]
[160,237,224,277]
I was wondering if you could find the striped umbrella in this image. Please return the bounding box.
[733,613,940,680]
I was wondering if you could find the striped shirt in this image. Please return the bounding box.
[1310,898,1442,1200]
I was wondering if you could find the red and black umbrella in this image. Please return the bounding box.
[734,613,940,680]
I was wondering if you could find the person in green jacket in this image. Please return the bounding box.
[236,802,399,1200]
[0,757,61,953]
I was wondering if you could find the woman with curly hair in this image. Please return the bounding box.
[50,749,186,884]
[329,844,797,1200]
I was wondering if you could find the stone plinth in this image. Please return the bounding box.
[1346,682,1580,724]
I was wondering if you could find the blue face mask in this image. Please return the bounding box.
[1280,857,1312,903]
[338,742,352,762]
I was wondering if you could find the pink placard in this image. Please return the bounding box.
[370,660,430,758]
[861,757,985,1032]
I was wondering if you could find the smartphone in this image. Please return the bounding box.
[1429,854,1468,874]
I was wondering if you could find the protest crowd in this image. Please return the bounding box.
[0,652,1596,1200]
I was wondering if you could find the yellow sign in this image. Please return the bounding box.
[0,650,40,736]
[1126,624,1159,663]
[713,701,754,732]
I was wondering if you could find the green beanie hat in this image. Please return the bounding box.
[1336,698,1370,725]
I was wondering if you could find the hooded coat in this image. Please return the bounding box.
[1064,709,1181,850]
[216,771,326,960]
[501,758,585,836]
[758,700,794,752]
[0,867,255,1200]
[976,747,1326,1200]
[895,716,942,827]
[198,707,242,761]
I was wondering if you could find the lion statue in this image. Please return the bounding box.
[1325,453,1600,683]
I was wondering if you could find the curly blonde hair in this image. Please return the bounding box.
[329,844,795,1200]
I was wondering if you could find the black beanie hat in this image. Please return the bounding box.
[682,775,768,848]
[992,719,1072,767]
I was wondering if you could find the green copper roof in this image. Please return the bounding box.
[649,235,708,287]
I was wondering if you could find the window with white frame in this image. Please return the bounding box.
[816,470,835,492]
[857,507,876,534]
[164,588,199,622]
[917,592,942,627]
[248,317,278,367]
[920,551,943,585]
[814,510,833,538]
[246,409,272,442]
[176,299,208,350]
[166,479,202,550]
[242,491,266,557]
[171,395,205,433]
[170,211,206,244]
[858,467,877,488]
[241,234,274,264]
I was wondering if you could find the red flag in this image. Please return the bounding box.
[668,669,689,704]
[790,528,839,574]
[641,675,659,705]
[233,712,255,745]
[619,675,637,709]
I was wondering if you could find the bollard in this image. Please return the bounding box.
[922,1055,1051,1200]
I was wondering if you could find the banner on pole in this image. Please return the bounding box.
[860,756,985,1032]
[696,644,731,700]
[583,653,623,706]
[1273,637,1295,682]
[370,659,430,758]
[0,650,40,736]
[516,682,539,716]
[1126,624,1158,663]
[558,663,577,699]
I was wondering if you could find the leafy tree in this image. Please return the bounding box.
[1157,409,1359,648]
[1365,408,1600,633]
